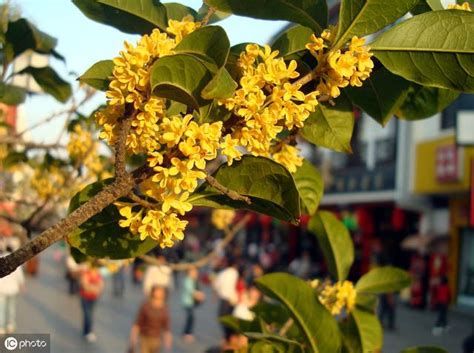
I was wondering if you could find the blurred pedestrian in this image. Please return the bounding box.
[112,260,127,298]
[213,257,239,340]
[65,254,83,295]
[181,266,205,343]
[129,285,172,353]
[143,255,173,297]
[378,293,396,330]
[432,276,451,336]
[0,246,25,334]
[79,261,104,342]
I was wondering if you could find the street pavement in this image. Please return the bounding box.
[14,247,473,353]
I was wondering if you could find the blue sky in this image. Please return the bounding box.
[15,0,287,141]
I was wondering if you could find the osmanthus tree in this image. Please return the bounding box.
[0,0,473,352]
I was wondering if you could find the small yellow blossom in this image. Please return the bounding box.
[211,209,236,230]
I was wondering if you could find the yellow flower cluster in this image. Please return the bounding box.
[219,44,319,170]
[306,30,374,99]
[31,166,67,200]
[211,209,236,230]
[67,124,102,175]
[448,2,471,10]
[312,280,357,316]
[272,143,303,173]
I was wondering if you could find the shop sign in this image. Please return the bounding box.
[435,145,461,183]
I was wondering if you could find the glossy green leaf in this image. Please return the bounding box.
[0,83,27,105]
[175,26,230,71]
[164,2,197,21]
[371,10,474,92]
[78,60,114,91]
[308,211,354,281]
[201,68,237,100]
[70,246,88,264]
[346,66,410,126]
[300,95,354,153]
[19,66,72,103]
[272,25,314,58]
[68,179,158,259]
[397,84,460,120]
[205,0,328,33]
[334,0,418,49]
[340,310,383,353]
[355,293,378,313]
[400,347,449,353]
[356,266,412,294]
[411,0,444,15]
[189,156,300,224]
[72,0,167,34]
[293,160,323,216]
[150,54,212,110]
[5,18,57,61]
[256,273,341,353]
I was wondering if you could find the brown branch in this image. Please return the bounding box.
[127,192,157,209]
[205,175,251,205]
[294,67,318,87]
[0,164,153,278]
[279,318,294,336]
[201,5,216,26]
[142,214,251,271]
[0,136,65,150]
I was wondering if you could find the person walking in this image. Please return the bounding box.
[130,286,172,353]
[213,258,239,339]
[0,246,25,334]
[432,276,451,335]
[378,292,396,330]
[79,262,104,342]
[181,266,205,343]
[143,255,173,297]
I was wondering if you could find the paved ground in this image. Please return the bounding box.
[14,248,474,353]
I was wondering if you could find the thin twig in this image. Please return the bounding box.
[142,214,251,271]
[127,192,157,209]
[205,175,251,205]
[201,5,216,26]
[279,318,294,336]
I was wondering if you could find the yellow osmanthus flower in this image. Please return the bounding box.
[318,280,357,316]
[67,124,103,176]
[31,166,67,200]
[167,15,201,43]
[272,144,303,173]
[211,209,236,230]
[448,2,471,10]
[219,44,319,167]
[306,31,374,99]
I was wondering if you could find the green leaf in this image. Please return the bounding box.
[2,151,28,169]
[400,348,449,353]
[68,179,158,259]
[411,0,444,15]
[5,18,57,61]
[300,95,354,153]
[219,315,261,333]
[245,333,303,350]
[397,84,460,121]
[72,0,167,34]
[205,0,328,33]
[371,10,474,92]
[256,273,341,353]
[164,2,197,21]
[308,211,354,281]
[334,0,418,49]
[150,54,213,110]
[272,25,314,58]
[201,68,237,100]
[78,60,114,91]
[70,246,88,264]
[175,25,230,71]
[293,159,323,215]
[189,156,300,224]
[18,66,72,103]
[345,66,410,126]
[356,266,412,294]
[355,293,378,313]
[0,83,26,105]
[340,310,383,353]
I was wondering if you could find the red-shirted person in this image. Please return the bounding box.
[432,276,451,336]
[79,262,104,342]
[130,285,172,353]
